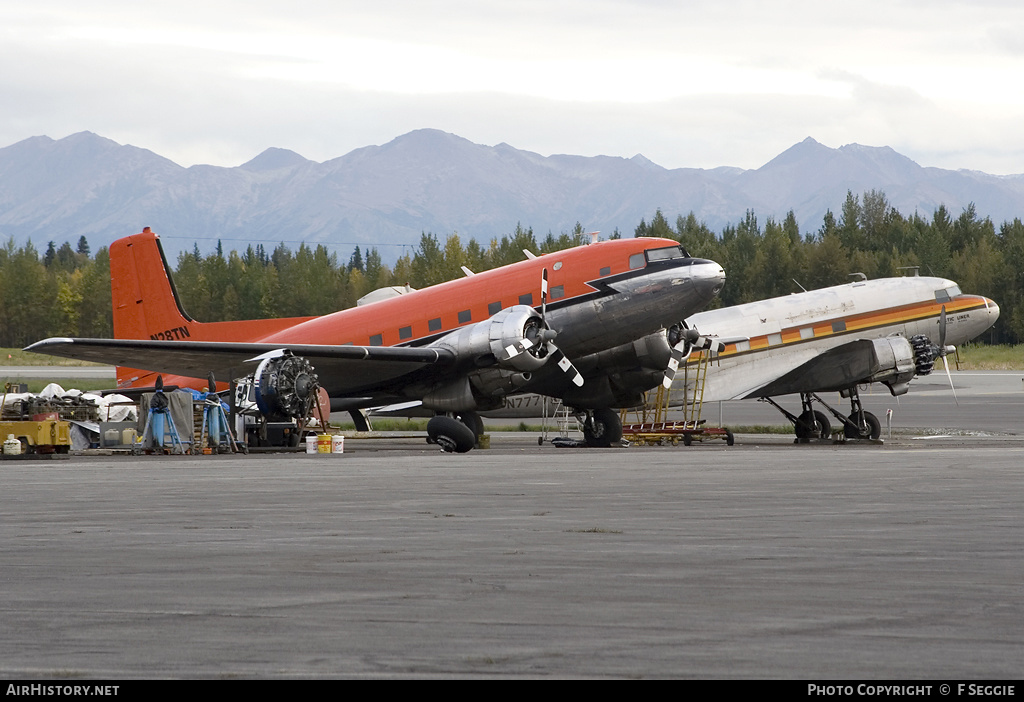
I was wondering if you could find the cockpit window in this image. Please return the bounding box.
[645,245,687,262]
[935,285,961,303]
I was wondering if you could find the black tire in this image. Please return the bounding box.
[583,408,622,447]
[796,410,831,439]
[725,429,734,446]
[457,411,485,439]
[844,411,881,440]
[427,416,476,453]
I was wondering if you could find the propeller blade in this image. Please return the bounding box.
[662,344,692,388]
[941,354,959,406]
[502,337,535,361]
[546,341,584,387]
[939,305,947,349]
[535,267,582,385]
[661,335,725,388]
[541,268,548,320]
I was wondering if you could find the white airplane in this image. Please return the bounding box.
[666,273,1000,441]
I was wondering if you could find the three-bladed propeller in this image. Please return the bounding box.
[663,323,725,388]
[499,268,584,386]
[911,306,958,405]
[540,268,584,387]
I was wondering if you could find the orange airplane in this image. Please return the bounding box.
[27,228,725,451]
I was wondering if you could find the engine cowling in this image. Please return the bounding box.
[431,305,552,373]
[253,353,319,418]
[868,336,918,396]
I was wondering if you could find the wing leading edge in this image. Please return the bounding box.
[25,337,456,396]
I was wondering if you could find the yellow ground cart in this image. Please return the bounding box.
[620,350,733,446]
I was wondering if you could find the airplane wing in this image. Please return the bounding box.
[738,339,881,399]
[25,337,456,396]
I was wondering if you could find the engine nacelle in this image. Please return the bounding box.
[557,330,674,407]
[572,329,674,377]
[868,336,917,396]
[253,353,319,418]
[431,305,551,373]
[421,368,533,412]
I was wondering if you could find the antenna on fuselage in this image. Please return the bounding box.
[848,272,867,282]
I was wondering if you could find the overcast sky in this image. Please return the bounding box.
[3,1,1024,174]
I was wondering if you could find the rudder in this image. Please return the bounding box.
[111,227,195,341]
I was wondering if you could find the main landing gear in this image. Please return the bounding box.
[426,411,485,453]
[761,388,882,443]
[579,407,623,447]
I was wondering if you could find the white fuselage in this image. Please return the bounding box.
[679,276,1000,401]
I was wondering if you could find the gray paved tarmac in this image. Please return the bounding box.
[1,371,1022,679]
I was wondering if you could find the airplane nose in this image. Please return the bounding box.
[691,259,726,299]
[988,298,1001,323]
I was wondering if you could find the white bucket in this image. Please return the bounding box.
[305,434,318,454]
[331,435,344,453]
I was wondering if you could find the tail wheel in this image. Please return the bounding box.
[583,408,622,447]
[844,411,881,440]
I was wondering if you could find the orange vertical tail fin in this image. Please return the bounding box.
[111,227,195,341]
[109,228,315,390]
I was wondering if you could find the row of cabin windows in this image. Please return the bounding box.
[733,321,847,353]
[366,284,567,346]
[363,246,685,345]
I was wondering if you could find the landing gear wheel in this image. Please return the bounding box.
[796,410,831,439]
[456,411,485,440]
[427,416,476,453]
[844,411,881,440]
[583,408,622,448]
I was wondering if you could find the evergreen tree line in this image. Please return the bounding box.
[1,190,1021,348]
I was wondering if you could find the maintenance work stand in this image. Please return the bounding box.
[620,350,734,446]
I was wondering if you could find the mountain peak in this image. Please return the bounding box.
[630,153,661,170]
[759,137,833,169]
[238,147,309,171]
